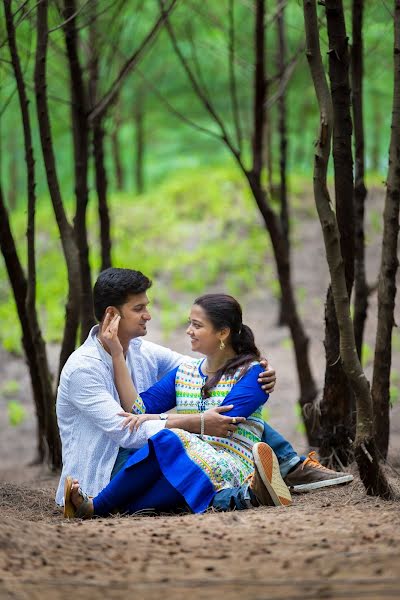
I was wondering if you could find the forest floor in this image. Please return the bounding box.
[1,187,400,600]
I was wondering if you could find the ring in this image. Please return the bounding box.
[231,417,237,425]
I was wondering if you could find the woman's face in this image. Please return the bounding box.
[186,304,227,355]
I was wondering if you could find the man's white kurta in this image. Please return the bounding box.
[55,326,183,505]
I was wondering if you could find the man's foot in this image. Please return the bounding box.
[284,451,354,492]
[250,443,292,507]
[64,476,94,519]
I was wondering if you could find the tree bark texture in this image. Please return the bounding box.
[319,0,356,464]
[62,0,96,341]
[88,5,112,271]
[276,0,290,327]
[351,0,369,361]
[111,117,124,190]
[303,0,393,499]
[371,0,400,459]
[134,94,145,194]
[4,0,61,468]
[34,0,81,377]
[0,185,61,468]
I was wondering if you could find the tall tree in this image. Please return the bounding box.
[62,0,96,341]
[303,0,393,498]
[318,0,356,465]
[159,0,318,442]
[371,0,400,459]
[351,0,369,361]
[35,0,82,377]
[3,0,61,466]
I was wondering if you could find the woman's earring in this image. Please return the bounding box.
[219,340,225,350]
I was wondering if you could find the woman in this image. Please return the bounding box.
[64,294,292,517]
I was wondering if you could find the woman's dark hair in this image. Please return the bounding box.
[194,293,260,398]
[93,268,152,321]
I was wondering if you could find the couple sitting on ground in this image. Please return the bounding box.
[58,268,353,518]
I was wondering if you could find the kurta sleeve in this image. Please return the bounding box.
[68,367,166,449]
[132,366,179,415]
[219,364,268,418]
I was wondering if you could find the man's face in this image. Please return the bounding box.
[109,292,151,339]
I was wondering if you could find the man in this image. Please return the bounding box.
[56,268,352,506]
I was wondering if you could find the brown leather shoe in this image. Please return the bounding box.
[284,452,354,492]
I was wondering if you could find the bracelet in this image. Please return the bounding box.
[200,413,205,439]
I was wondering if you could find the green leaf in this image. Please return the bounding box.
[7,401,26,427]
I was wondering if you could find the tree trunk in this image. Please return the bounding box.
[303,0,393,499]
[93,119,112,270]
[319,0,356,465]
[276,0,290,327]
[62,0,96,341]
[0,185,61,467]
[7,135,18,210]
[34,0,81,377]
[111,118,124,191]
[351,0,369,361]
[134,94,145,194]
[248,0,318,443]
[371,0,400,459]
[4,0,61,467]
[88,5,112,272]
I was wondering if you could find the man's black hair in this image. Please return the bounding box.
[93,267,152,321]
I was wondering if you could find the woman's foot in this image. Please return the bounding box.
[64,476,94,519]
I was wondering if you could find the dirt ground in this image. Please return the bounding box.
[1,188,399,600]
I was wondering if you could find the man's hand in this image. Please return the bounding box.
[203,405,246,438]
[258,359,276,394]
[118,411,159,432]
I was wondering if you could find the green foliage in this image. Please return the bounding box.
[361,342,374,367]
[294,403,306,435]
[0,166,275,348]
[7,400,26,427]
[1,379,21,396]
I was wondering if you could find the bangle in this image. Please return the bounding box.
[200,413,205,439]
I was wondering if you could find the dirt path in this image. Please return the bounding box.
[1,188,399,599]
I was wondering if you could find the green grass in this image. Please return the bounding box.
[0,165,276,351]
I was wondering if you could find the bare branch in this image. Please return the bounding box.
[137,68,224,142]
[88,0,179,123]
[265,43,304,109]
[158,0,239,157]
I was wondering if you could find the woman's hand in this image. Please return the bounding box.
[100,311,123,357]
[258,358,276,393]
[203,405,246,438]
[118,411,160,432]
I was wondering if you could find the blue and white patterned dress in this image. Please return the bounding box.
[122,358,267,513]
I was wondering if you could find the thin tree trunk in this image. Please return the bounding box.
[319,0,356,465]
[276,0,289,327]
[93,119,112,270]
[62,0,96,341]
[351,0,369,361]
[111,116,124,191]
[7,135,18,210]
[35,0,81,377]
[0,185,62,467]
[4,0,61,467]
[303,0,393,499]
[371,0,400,459]
[88,4,112,271]
[134,93,145,194]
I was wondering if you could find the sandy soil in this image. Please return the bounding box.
[1,188,399,599]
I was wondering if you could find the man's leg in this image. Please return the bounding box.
[261,422,301,477]
[262,422,354,491]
